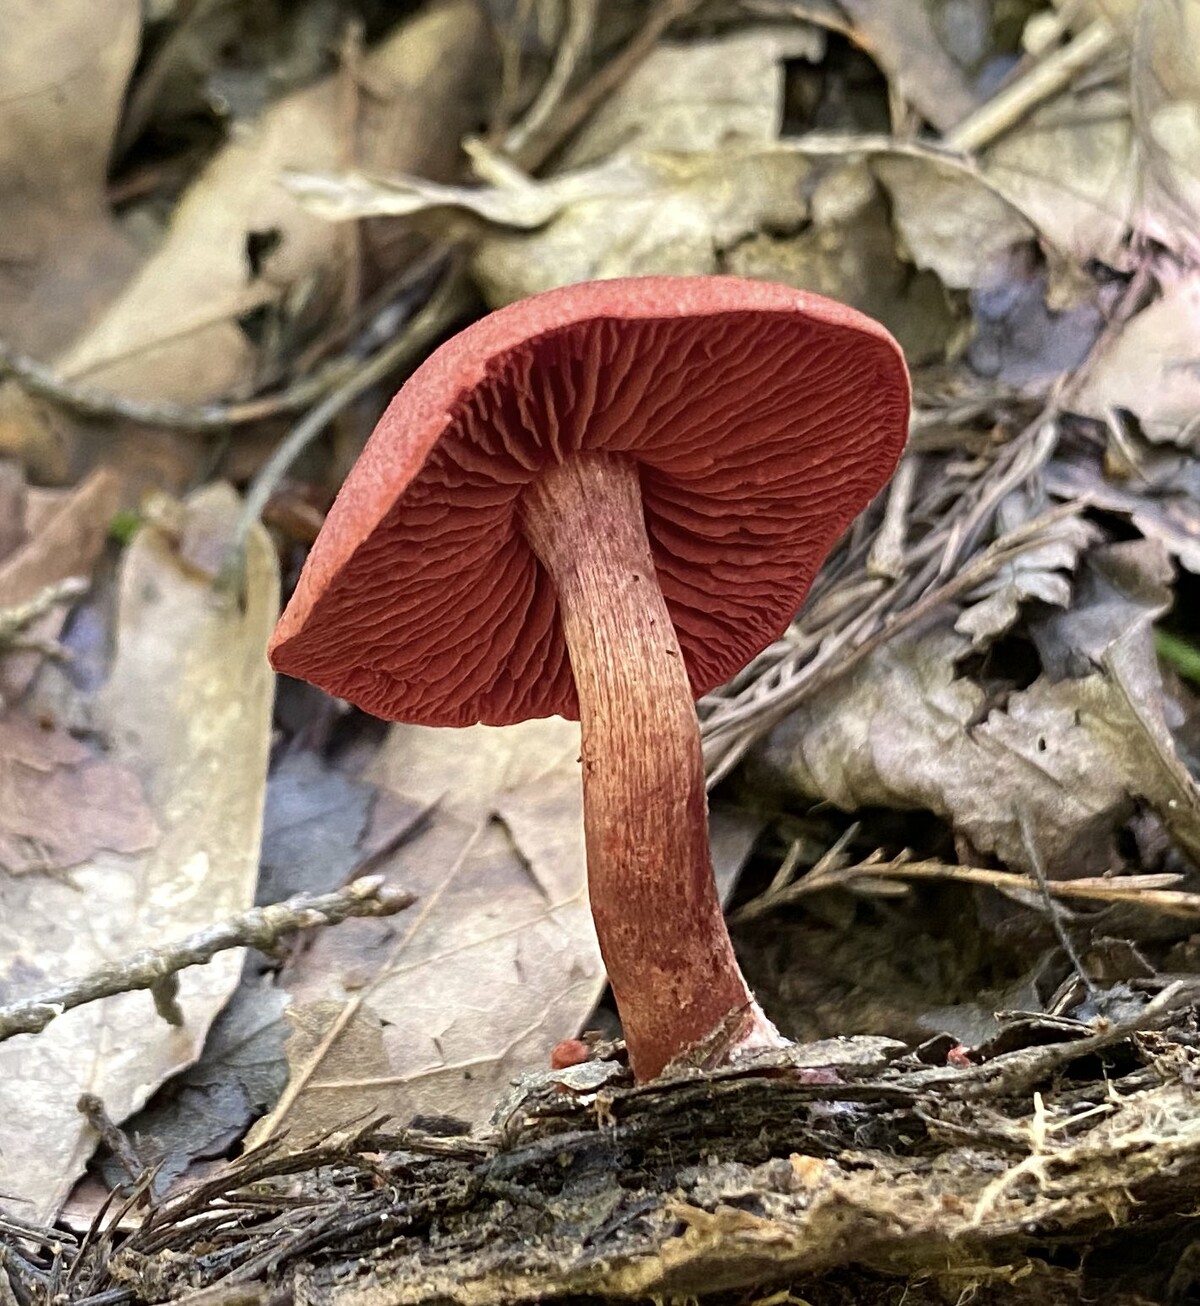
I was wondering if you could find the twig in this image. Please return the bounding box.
[76,1094,145,1184]
[334,16,366,333]
[505,0,598,158]
[0,337,361,432]
[492,0,539,143]
[513,0,702,171]
[1018,805,1099,999]
[945,18,1118,153]
[0,576,88,648]
[217,263,476,593]
[0,877,414,1043]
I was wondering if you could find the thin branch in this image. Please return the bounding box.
[513,0,703,172]
[0,576,88,648]
[504,0,599,158]
[0,877,414,1043]
[1018,804,1100,999]
[217,262,476,592]
[945,18,1119,153]
[733,853,1197,925]
[0,338,360,432]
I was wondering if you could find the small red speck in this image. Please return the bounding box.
[795,1067,841,1084]
[550,1038,590,1069]
[946,1044,973,1068]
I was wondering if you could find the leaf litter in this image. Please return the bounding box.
[250,717,761,1147]
[0,486,277,1221]
[2,0,1200,1302]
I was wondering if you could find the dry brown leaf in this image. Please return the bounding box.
[756,542,1200,878]
[724,159,960,362]
[475,146,817,300]
[468,27,823,302]
[1131,0,1200,259]
[289,29,967,358]
[838,0,978,132]
[870,154,1036,290]
[982,83,1138,269]
[0,484,277,1222]
[54,0,491,405]
[1072,271,1200,445]
[557,27,823,165]
[272,1002,395,1143]
[0,468,119,700]
[954,506,1099,647]
[0,0,141,356]
[252,717,599,1143]
[254,718,760,1144]
[0,713,156,875]
[1046,452,1200,574]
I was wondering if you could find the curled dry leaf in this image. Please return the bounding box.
[0,0,141,357]
[554,27,824,163]
[289,28,968,358]
[289,25,821,300]
[870,155,1035,291]
[0,485,277,1222]
[981,83,1138,270]
[721,159,959,363]
[1047,451,1200,574]
[837,0,978,132]
[954,503,1099,647]
[755,541,1200,878]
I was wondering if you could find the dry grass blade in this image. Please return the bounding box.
[735,854,1200,924]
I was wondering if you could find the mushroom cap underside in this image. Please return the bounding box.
[269,276,910,726]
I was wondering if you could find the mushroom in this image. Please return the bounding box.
[269,275,910,1081]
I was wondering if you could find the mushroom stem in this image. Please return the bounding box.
[520,453,784,1080]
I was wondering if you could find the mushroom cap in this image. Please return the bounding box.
[269,276,910,726]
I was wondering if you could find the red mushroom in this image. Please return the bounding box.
[269,275,910,1081]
